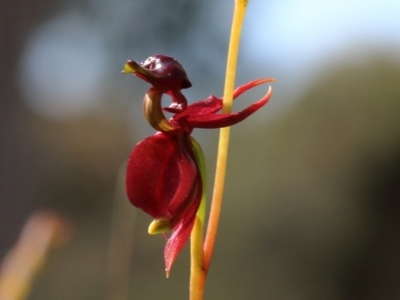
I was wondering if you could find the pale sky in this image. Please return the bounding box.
[243,0,400,74]
[18,0,400,120]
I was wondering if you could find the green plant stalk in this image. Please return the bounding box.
[189,137,207,300]
[189,217,205,300]
[189,0,249,298]
[203,0,248,272]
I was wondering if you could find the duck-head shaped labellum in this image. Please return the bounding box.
[123,54,191,111]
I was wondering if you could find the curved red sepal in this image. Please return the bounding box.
[186,86,272,128]
[172,82,273,130]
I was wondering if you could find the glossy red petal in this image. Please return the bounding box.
[171,79,275,130]
[126,132,197,220]
[185,86,273,129]
[164,177,202,276]
[175,95,222,117]
[173,78,275,119]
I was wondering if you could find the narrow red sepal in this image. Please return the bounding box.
[164,178,202,276]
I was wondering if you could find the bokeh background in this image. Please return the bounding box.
[1,0,400,299]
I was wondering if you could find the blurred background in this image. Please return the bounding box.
[1,0,400,299]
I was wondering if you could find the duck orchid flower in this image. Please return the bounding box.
[123,54,274,275]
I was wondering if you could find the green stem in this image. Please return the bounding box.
[190,0,248,300]
[189,0,249,298]
[189,217,205,300]
[203,0,248,272]
[189,137,207,300]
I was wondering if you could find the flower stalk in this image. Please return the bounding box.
[189,137,207,299]
[189,0,250,298]
[203,0,249,273]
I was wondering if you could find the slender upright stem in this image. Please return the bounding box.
[189,217,206,300]
[189,1,248,298]
[189,137,207,300]
[203,0,248,272]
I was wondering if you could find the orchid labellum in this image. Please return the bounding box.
[123,54,273,275]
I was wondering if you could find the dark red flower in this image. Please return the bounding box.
[124,55,191,112]
[123,54,274,275]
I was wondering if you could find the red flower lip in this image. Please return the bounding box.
[126,131,202,275]
[126,132,199,227]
